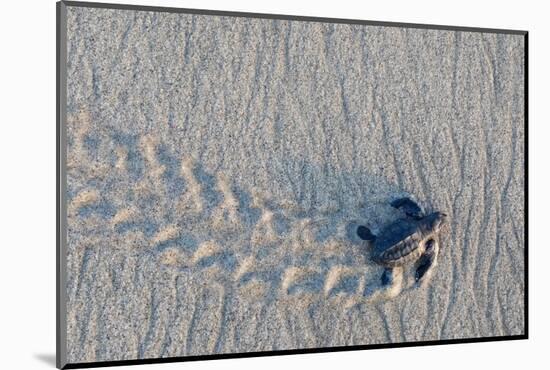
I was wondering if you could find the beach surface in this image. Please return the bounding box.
[64,6,525,363]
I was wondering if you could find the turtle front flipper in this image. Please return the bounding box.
[357,225,376,241]
[391,197,423,219]
[415,239,439,284]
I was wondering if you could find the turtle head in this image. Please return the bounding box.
[425,211,448,233]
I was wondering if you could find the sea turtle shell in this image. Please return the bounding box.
[371,218,426,267]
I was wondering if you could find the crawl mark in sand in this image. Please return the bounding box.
[159,247,183,266]
[324,266,357,296]
[151,225,180,245]
[140,135,166,178]
[178,156,204,214]
[250,210,280,245]
[69,189,100,215]
[192,241,221,265]
[211,174,243,232]
[111,207,137,228]
[234,255,255,281]
[114,146,128,172]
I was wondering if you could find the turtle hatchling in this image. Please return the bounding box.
[357,197,449,288]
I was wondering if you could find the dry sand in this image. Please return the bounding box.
[64,6,525,364]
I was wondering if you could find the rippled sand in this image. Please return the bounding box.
[63,5,525,364]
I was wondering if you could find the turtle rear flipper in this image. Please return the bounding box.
[357,225,376,241]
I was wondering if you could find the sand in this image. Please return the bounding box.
[63,5,525,364]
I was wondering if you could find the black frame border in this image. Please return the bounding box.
[56,1,529,369]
